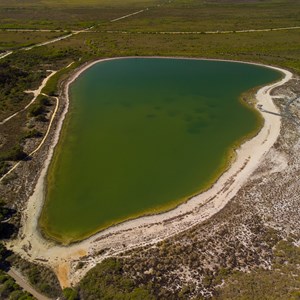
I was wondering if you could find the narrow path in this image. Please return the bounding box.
[0,25,93,59]
[104,25,300,35]
[260,96,300,126]
[284,96,300,125]
[1,28,69,32]
[8,268,51,300]
[110,9,147,22]
[23,31,78,51]
[23,34,73,51]
[0,95,59,183]
[204,26,300,34]
[260,109,283,117]
[0,70,57,125]
[30,96,59,157]
[0,50,13,60]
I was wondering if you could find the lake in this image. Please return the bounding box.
[39,58,281,243]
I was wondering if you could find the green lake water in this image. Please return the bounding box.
[39,58,281,243]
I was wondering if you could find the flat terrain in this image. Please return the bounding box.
[0,0,299,299]
[100,1,300,32]
[0,30,66,51]
[0,0,299,31]
[0,0,162,30]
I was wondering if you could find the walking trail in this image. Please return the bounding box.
[8,268,51,300]
[105,26,300,35]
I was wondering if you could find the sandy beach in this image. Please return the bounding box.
[6,57,293,287]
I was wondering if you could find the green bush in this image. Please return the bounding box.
[63,287,79,300]
[0,161,10,176]
[12,256,61,298]
[20,129,42,141]
[38,95,51,106]
[0,145,27,162]
[79,258,155,300]
[9,290,34,300]
[0,271,34,300]
[35,115,48,122]
[28,103,44,117]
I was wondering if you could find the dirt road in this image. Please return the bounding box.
[8,268,51,300]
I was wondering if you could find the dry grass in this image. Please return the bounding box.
[0,30,66,51]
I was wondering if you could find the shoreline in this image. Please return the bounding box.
[7,56,293,287]
[39,56,277,244]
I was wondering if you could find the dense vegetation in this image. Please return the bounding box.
[0,47,83,121]
[0,145,26,162]
[11,256,61,298]
[0,270,34,300]
[77,258,155,300]
[0,243,60,300]
[0,245,61,299]
[0,62,33,116]
[0,198,60,299]
[0,202,35,299]
[0,200,16,240]
[75,236,300,300]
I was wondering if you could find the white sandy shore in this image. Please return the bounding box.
[7,57,293,287]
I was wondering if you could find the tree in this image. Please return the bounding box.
[63,287,79,300]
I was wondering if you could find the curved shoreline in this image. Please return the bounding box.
[40,58,267,244]
[7,57,293,287]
